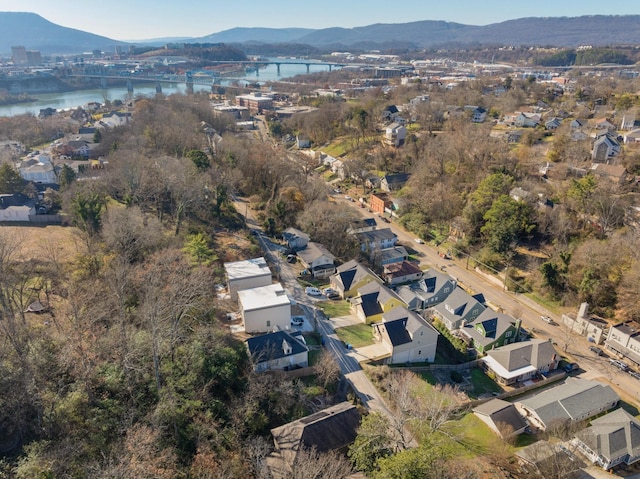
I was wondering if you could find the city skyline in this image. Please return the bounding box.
[0,0,639,41]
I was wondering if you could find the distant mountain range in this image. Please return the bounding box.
[2,12,640,56]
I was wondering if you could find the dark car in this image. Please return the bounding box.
[589,346,605,356]
[564,362,579,373]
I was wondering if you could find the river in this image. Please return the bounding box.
[0,60,335,117]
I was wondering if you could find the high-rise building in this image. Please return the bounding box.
[26,50,42,66]
[11,46,28,66]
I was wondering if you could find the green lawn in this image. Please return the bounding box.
[334,323,374,348]
[317,300,351,318]
[303,332,322,346]
[308,349,322,366]
[443,413,508,456]
[469,368,503,398]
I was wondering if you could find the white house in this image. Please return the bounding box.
[372,306,439,364]
[383,123,406,147]
[0,193,36,222]
[246,330,309,372]
[224,257,272,301]
[17,154,57,184]
[515,112,540,128]
[238,283,292,333]
[482,339,559,386]
[99,111,132,128]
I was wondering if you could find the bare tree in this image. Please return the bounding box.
[314,350,341,391]
[285,446,353,479]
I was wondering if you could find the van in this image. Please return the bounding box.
[305,286,321,296]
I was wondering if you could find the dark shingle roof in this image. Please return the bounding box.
[246,330,307,362]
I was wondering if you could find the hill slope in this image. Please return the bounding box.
[0,12,127,55]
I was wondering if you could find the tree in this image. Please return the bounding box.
[348,412,395,474]
[481,195,536,255]
[70,189,106,238]
[93,129,102,143]
[58,163,77,190]
[314,350,340,391]
[187,149,210,170]
[0,163,26,194]
[183,232,216,266]
[285,446,353,479]
[463,172,515,239]
[374,438,455,479]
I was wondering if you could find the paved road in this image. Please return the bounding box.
[232,197,399,418]
[332,193,640,407]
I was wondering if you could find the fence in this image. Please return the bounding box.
[27,215,68,225]
[389,359,483,372]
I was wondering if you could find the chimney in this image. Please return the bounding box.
[578,302,589,320]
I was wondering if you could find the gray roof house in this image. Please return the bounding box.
[372,306,439,364]
[396,268,457,311]
[354,228,398,254]
[373,245,408,267]
[516,378,620,431]
[572,408,640,471]
[352,281,407,324]
[246,330,309,372]
[380,173,410,192]
[459,309,522,355]
[430,287,486,331]
[483,339,559,386]
[473,399,528,438]
[282,227,310,251]
[271,402,361,471]
[296,242,335,279]
[347,218,377,234]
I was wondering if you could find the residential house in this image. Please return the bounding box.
[515,112,540,128]
[590,162,627,184]
[465,105,487,123]
[0,193,36,222]
[331,159,346,179]
[224,256,272,301]
[380,173,410,192]
[99,111,132,128]
[296,242,335,279]
[460,309,521,355]
[591,134,621,162]
[282,227,310,251]
[296,136,310,149]
[352,282,407,324]
[354,228,398,254]
[572,408,640,471]
[571,129,590,141]
[561,302,608,345]
[570,119,586,129]
[515,440,577,474]
[383,123,406,147]
[372,305,439,364]
[620,113,640,131]
[238,283,291,333]
[382,261,423,286]
[17,155,57,184]
[346,218,377,235]
[482,339,559,386]
[516,378,620,431]
[64,140,91,158]
[373,245,408,267]
[396,268,457,311]
[369,192,392,215]
[270,402,361,472]
[381,105,400,122]
[623,129,640,144]
[430,287,486,331]
[473,399,528,438]
[246,330,309,372]
[507,130,525,144]
[330,260,382,299]
[545,117,562,130]
[593,117,616,131]
[605,321,640,369]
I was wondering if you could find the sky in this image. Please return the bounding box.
[1,0,639,41]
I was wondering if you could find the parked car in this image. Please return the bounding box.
[564,362,579,373]
[286,254,297,264]
[589,346,605,356]
[541,315,555,324]
[322,287,336,295]
[291,317,304,326]
[344,195,354,202]
[610,359,629,371]
[628,371,640,380]
[305,286,321,296]
[327,292,341,300]
[414,238,424,244]
[381,216,390,223]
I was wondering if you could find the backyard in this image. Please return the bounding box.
[316,300,351,318]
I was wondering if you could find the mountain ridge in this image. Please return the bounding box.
[3,12,640,56]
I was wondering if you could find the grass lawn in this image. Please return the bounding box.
[308,349,322,366]
[417,371,437,385]
[302,332,322,346]
[323,140,348,157]
[443,413,508,457]
[317,300,351,318]
[334,323,374,348]
[469,368,503,398]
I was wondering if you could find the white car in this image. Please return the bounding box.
[414,238,424,244]
[305,286,321,296]
[344,195,354,202]
[291,316,304,326]
[541,315,554,324]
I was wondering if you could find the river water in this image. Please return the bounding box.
[0,60,334,117]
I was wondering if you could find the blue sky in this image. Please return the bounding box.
[1,0,639,40]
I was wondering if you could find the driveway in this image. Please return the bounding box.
[350,343,391,362]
